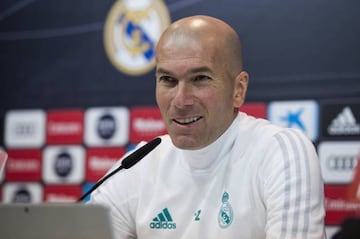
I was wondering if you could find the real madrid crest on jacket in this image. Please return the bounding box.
[104,0,170,76]
[218,192,233,228]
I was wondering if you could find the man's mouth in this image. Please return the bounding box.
[173,116,202,125]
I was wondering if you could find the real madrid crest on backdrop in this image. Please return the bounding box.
[104,0,171,76]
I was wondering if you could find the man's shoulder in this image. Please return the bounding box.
[238,112,284,136]
[236,112,313,150]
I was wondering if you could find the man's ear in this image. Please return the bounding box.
[233,71,249,108]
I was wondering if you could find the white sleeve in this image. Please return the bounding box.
[263,129,325,239]
[89,174,137,239]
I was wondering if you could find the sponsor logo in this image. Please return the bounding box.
[268,100,319,141]
[2,182,43,203]
[104,0,170,75]
[318,141,360,184]
[325,185,360,225]
[133,118,165,132]
[46,110,84,144]
[46,194,76,202]
[12,186,32,203]
[130,107,166,143]
[240,102,267,119]
[44,185,82,203]
[149,208,176,229]
[48,123,81,135]
[97,113,117,140]
[86,148,125,182]
[89,156,117,171]
[5,150,42,181]
[43,146,85,184]
[8,159,39,172]
[81,183,95,202]
[5,110,46,148]
[85,107,129,147]
[54,151,73,178]
[328,106,360,136]
[321,101,360,139]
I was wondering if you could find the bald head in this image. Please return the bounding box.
[155,15,244,78]
[155,16,249,149]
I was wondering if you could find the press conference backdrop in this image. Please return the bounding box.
[0,0,359,237]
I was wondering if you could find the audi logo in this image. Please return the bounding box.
[15,124,35,136]
[326,155,358,171]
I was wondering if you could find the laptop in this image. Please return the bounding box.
[0,203,115,239]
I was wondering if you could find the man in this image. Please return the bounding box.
[90,15,325,239]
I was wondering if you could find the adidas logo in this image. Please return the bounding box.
[149,208,176,229]
[328,106,360,135]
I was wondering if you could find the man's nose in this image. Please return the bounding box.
[172,82,195,108]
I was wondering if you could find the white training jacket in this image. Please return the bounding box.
[90,112,325,239]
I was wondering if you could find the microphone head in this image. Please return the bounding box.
[121,137,161,169]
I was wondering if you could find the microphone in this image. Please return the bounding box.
[77,137,161,202]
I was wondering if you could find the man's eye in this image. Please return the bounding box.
[194,75,210,82]
[159,76,177,84]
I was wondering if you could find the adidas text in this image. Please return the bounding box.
[149,221,176,229]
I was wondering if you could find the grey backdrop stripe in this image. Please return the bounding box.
[0,22,104,40]
[0,0,38,22]
[0,0,204,41]
[167,0,202,11]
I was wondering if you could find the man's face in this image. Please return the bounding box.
[155,37,239,150]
